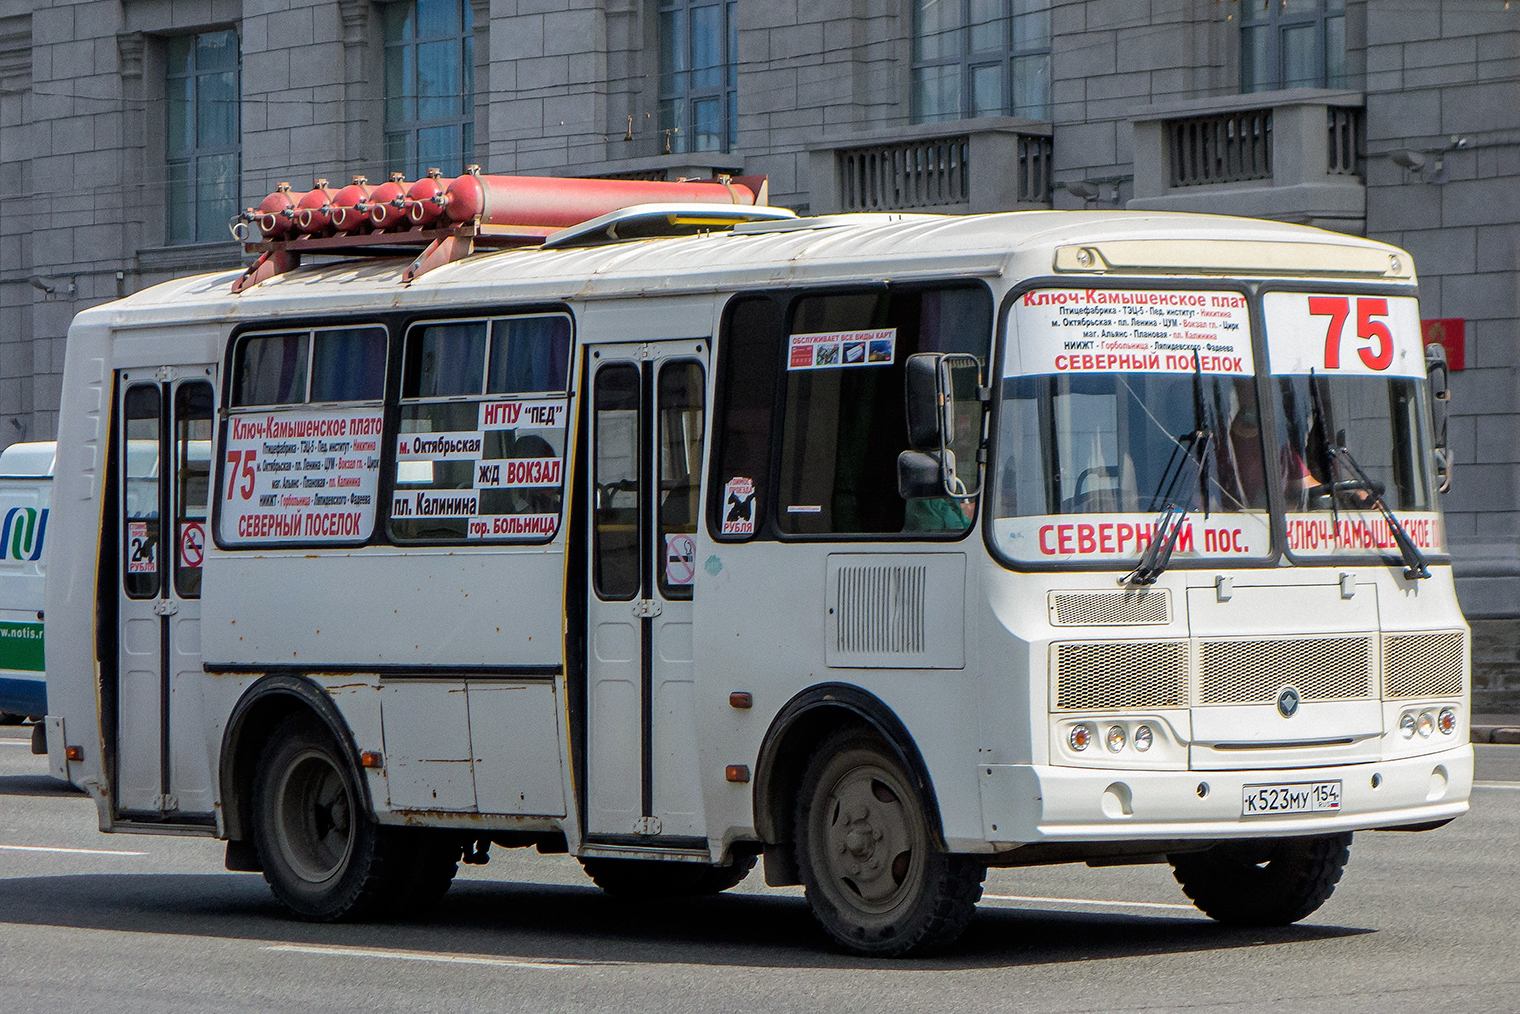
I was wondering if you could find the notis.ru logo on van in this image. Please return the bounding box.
[1,507,47,561]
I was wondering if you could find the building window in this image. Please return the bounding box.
[384,0,475,178]
[1240,0,1346,93]
[659,0,737,153]
[166,30,240,245]
[911,0,1050,125]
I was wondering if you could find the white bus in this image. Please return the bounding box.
[46,200,1470,956]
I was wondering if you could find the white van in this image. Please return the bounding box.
[0,440,53,730]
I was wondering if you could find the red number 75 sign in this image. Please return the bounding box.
[1263,293,1424,378]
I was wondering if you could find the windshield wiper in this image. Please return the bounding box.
[1306,370,1429,580]
[1126,353,1211,585]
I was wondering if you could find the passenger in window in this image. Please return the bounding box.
[902,493,976,532]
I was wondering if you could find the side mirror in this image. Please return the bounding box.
[1425,342,1452,493]
[901,352,986,499]
[896,450,944,499]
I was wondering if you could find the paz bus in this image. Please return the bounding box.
[44,172,1470,956]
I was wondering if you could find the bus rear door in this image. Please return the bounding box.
[115,369,215,819]
[585,341,709,845]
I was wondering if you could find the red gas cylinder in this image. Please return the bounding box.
[354,173,408,232]
[401,169,450,228]
[251,182,298,240]
[326,176,374,233]
[430,169,761,229]
[292,179,335,236]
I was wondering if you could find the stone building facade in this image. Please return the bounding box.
[3,0,1519,705]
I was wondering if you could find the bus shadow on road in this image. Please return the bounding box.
[0,774,86,797]
[0,871,1372,970]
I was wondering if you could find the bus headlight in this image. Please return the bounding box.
[1105,725,1126,753]
[1417,712,1434,738]
[1400,713,1417,739]
[1069,725,1092,752]
[1438,708,1457,735]
[1133,725,1154,752]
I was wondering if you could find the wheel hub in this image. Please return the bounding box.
[820,770,918,910]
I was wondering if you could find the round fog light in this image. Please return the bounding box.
[1400,713,1417,739]
[1106,725,1127,753]
[1417,712,1434,738]
[1438,708,1457,735]
[1069,725,1091,752]
[1134,725,1154,752]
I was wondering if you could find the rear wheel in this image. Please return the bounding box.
[794,727,983,957]
[1168,833,1352,926]
[252,714,458,921]
[580,854,756,897]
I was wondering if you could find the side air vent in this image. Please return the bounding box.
[1049,590,1170,626]
[836,564,926,654]
[1052,641,1189,710]
[1383,631,1465,699]
[1200,637,1374,705]
[825,554,965,669]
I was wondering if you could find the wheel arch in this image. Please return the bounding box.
[752,682,947,852]
[218,674,373,842]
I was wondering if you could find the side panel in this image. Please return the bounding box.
[469,680,566,815]
[0,477,49,718]
[381,680,477,811]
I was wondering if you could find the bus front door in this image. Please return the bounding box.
[584,341,709,844]
[115,369,215,820]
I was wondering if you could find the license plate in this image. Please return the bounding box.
[1241,780,1342,817]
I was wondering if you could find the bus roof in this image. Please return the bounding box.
[75,211,1416,331]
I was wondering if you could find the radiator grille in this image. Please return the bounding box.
[1050,590,1169,626]
[1383,632,1465,699]
[1199,637,1373,704]
[835,564,926,654]
[1053,641,1189,710]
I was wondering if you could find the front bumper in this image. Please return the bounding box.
[976,743,1472,843]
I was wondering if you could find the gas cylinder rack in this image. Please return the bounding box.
[229,166,772,292]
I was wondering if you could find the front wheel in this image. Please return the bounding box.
[795,727,984,957]
[1169,833,1352,926]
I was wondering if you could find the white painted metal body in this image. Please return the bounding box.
[42,210,1469,861]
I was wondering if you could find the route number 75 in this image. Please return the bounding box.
[1309,296,1393,370]
[225,450,257,500]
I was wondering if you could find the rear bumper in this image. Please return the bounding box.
[977,743,1472,843]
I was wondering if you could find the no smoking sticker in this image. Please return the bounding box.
[665,533,697,586]
[180,522,205,569]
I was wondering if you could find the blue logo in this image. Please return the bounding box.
[1,507,48,561]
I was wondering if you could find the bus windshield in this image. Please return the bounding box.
[989,287,1270,565]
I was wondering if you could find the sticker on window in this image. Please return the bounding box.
[127,521,156,573]
[787,329,896,371]
[665,532,697,586]
[722,477,756,535]
[1006,289,1252,377]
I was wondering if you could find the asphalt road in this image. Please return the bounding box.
[2,724,1517,1014]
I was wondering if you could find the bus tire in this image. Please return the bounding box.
[794,727,984,957]
[1168,832,1352,926]
[579,854,756,897]
[387,833,463,917]
[252,714,390,922]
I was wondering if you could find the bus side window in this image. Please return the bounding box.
[174,382,214,598]
[657,361,704,599]
[774,284,992,536]
[594,363,641,599]
[123,383,162,599]
[709,296,781,541]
